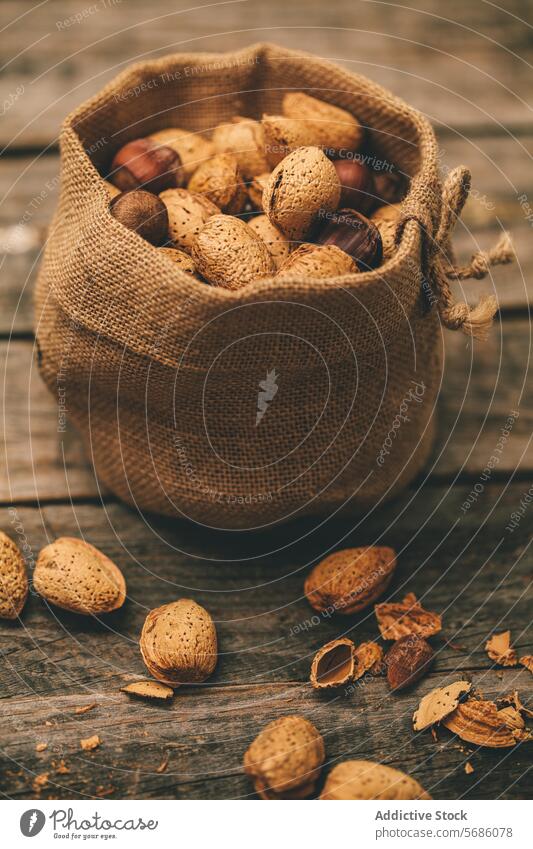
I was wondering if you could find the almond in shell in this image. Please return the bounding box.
[0,530,29,619]
[187,153,247,214]
[304,546,396,616]
[212,117,269,180]
[275,243,356,280]
[243,715,325,799]
[248,215,291,269]
[150,128,214,180]
[320,760,431,800]
[192,214,275,290]
[34,537,126,615]
[262,147,341,241]
[159,188,219,252]
[140,598,217,687]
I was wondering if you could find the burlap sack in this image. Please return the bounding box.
[35,43,512,530]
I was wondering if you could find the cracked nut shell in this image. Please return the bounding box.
[244,715,325,799]
[304,546,396,615]
[263,147,341,241]
[109,138,184,193]
[310,638,356,689]
[320,760,431,800]
[34,537,126,615]
[0,530,29,619]
[371,203,402,261]
[140,598,217,687]
[110,190,169,246]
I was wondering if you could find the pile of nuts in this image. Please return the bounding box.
[1,525,531,799]
[105,93,405,289]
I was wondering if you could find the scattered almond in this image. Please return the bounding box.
[320,760,430,800]
[385,634,434,691]
[464,761,474,775]
[34,537,126,615]
[0,530,29,619]
[353,641,384,679]
[243,715,325,800]
[304,546,396,615]
[35,742,48,753]
[140,598,217,687]
[275,243,356,280]
[310,638,356,689]
[375,592,441,640]
[485,631,518,667]
[188,153,247,214]
[413,680,472,731]
[192,214,275,290]
[159,188,219,252]
[443,698,530,747]
[121,681,174,701]
[80,734,101,751]
[262,147,341,241]
[54,760,70,774]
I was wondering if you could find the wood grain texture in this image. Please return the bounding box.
[0,483,531,800]
[2,0,533,149]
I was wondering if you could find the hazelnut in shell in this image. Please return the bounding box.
[110,190,169,246]
[109,138,184,194]
[316,208,382,271]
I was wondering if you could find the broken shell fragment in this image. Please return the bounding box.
[310,638,356,689]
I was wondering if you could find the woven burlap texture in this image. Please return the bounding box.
[34,43,507,530]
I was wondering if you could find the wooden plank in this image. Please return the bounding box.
[1,317,531,502]
[0,341,103,502]
[0,484,531,799]
[1,0,532,149]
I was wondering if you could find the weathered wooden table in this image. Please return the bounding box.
[0,0,531,800]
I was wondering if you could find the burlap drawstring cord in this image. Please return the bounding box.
[429,166,514,340]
